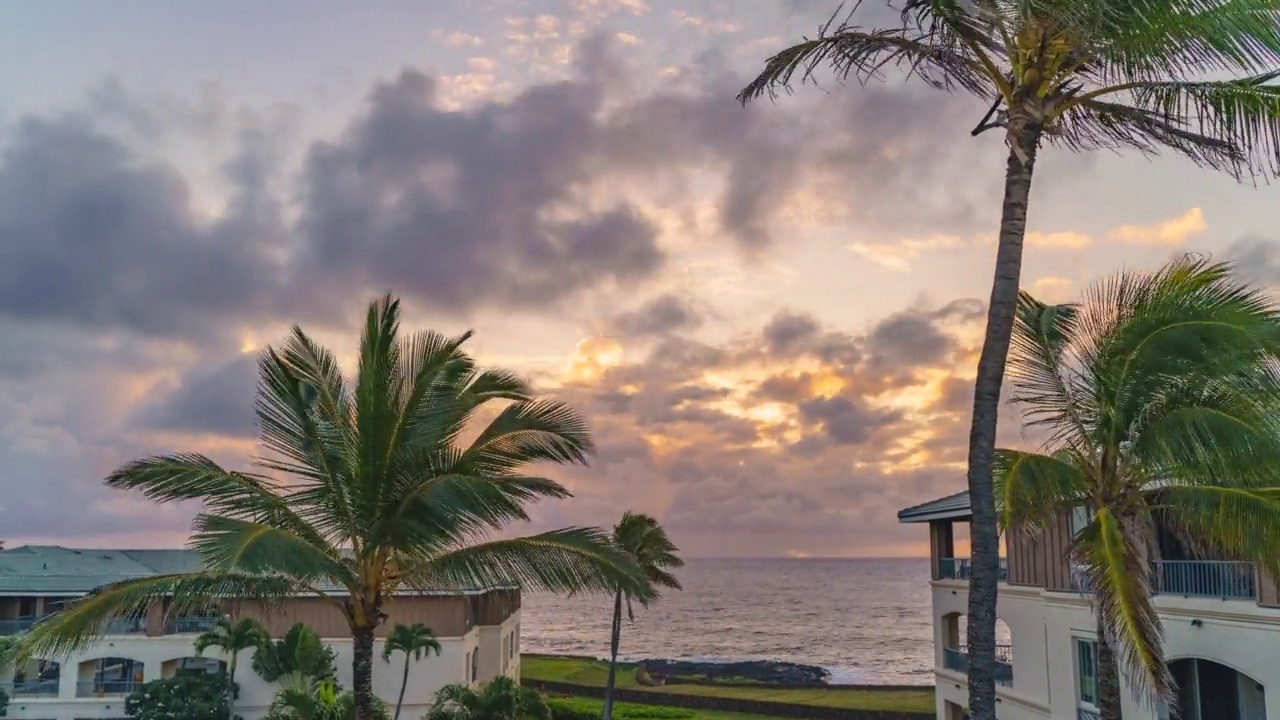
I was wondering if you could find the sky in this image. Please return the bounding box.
[0,0,1277,558]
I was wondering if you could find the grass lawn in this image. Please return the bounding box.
[521,655,936,714]
[547,694,808,720]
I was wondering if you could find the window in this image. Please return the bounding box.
[471,649,479,682]
[464,652,471,683]
[1076,638,1098,707]
[508,632,515,659]
[1070,505,1093,537]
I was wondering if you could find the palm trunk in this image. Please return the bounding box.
[602,589,624,720]
[353,626,377,720]
[227,653,238,720]
[966,121,1041,720]
[395,656,409,720]
[1097,618,1123,720]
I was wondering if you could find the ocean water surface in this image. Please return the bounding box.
[521,557,936,685]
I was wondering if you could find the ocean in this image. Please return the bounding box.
[521,557,936,686]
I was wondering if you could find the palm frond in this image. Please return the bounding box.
[737,11,996,104]
[1007,292,1096,447]
[993,449,1089,528]
[1160,485,1280,576]
[405,528,648,598]
[461,399,595,473]
[15,573,298,660]
[1091,0,1280,80]
[189,514,353,590]
[1079,507,1173,703]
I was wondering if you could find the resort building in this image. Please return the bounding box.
[900,492,1279,720]
[0,545,522,720]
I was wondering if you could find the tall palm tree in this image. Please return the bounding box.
[382,623,443,720]
[738,5,1280,717]
[195,616,269,720]
[602,513,683,720]
[253,622,339,692]
[15,295,648,720]
[994,256,1280,718]
[425,676,550,720]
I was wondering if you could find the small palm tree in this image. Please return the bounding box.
[14,295,648,720]
[382,623,443,720]
[253,623,338,692]
[425,676,549,720]
[602,513,683,720]
[195,616,269,719]
[267,680,390,720]
[995,256,1280,718]
[739,8,1280,719]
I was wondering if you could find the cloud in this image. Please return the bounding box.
[609,294,704,338]
[1026,230,1091,248]
[433,30,484,47]
[0,32,1004,552]
[133,355,259,438]
[0,115,291,341]
[542,299,991,555]
[1107,207,1206,246]
[848,235,966,271]
[1029,276,1075,302]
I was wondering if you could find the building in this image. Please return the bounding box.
[900,491,1279,720]
[0,546,521,720]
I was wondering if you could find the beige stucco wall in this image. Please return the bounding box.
[931,580,1280,720]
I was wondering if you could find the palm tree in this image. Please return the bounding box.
[602,513,683,720]
[425,676,550,720]
[994,256,1280,718]
[195,616,269,719]
[267,680,390,720]
[15,295,648,720]
[737,5,1280,717]
[382,623,443,720]
[253,622,338,692]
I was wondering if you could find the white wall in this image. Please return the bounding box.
[931,580,1280,720]
[2,618,519,720]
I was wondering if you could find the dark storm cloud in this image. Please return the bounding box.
[0,117,287,340]
[762,311,821,353]
[134,355,260,438]
[1228,237,1280,289]
[797,395,900,446]
[609,294,704,338]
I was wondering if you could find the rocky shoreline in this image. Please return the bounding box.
[635,658,832,686]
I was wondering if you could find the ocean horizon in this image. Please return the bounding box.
[521,557,938,686]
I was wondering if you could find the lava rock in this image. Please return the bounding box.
[636,659,831,686]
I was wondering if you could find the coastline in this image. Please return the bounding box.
[524,652,935,690]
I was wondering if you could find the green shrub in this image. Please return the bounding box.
[125,673,238,720]
[545,696,693,720]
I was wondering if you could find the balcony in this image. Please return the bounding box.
[938,557,1008,582]
[1151,560,1256,600]
[77,680,140,697]
[171,616,220,633]
[941,644,1013,686]
[1078,709,1100,720]
[0,617,35,635]
[4,679,59,697]
[103,617,147,635]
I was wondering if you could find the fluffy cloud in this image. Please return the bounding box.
[0,31,1002,551]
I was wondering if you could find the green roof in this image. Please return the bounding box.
[897,490,971,523]
[0,546,204,595]
[0,546,509,596]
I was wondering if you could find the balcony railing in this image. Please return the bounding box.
[942,645,1013,686]
[0,617,35,635]
[938,557,1008,581]
[77,680,141,697]
[103,617,147,635]
[1078,708,1100,720]
[3,679,60,697]
[171,616,220,633]
[1151,560,1256,600]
